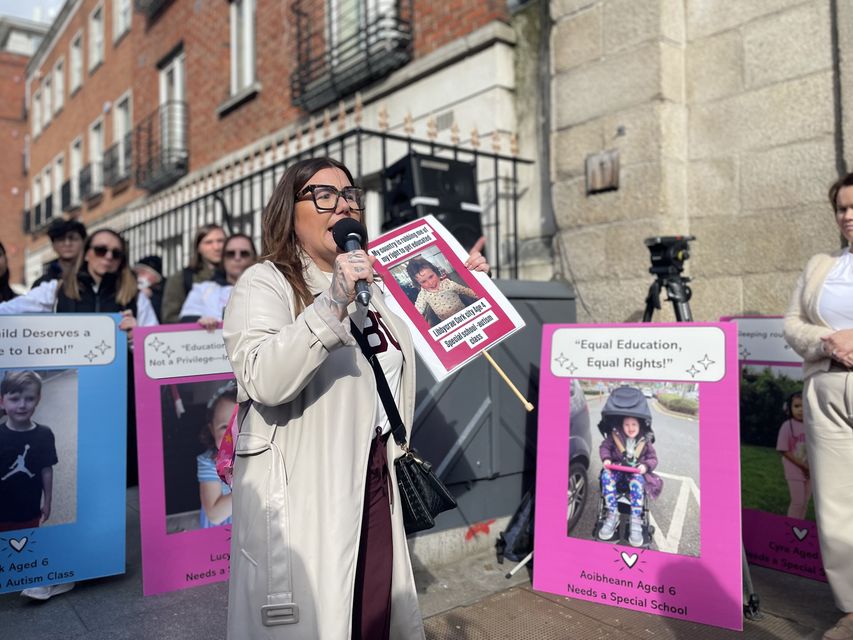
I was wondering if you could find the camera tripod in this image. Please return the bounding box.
[640,266,762,619]
[642,272,693,322]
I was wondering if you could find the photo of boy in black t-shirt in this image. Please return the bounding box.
[0,370,58,532]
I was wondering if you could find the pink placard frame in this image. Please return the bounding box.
[722,315,826,582]
[133,324,233,595]
[533,322,743,631]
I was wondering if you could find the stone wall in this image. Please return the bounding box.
[550,0,844,322]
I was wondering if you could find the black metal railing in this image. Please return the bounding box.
[122,127,532,280]
[43,194,54,224]
[23,209,31,234]
[133,101,188,193]
[104,134,133,187]
[291,0,413,112]
[33,202,43,229]
[134,0,172,19]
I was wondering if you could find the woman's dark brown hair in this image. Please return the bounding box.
[261,157,357,314]
[828,172,853,211]
[189,223,226,271]
[62,229,137,306]
[0,241,16,302]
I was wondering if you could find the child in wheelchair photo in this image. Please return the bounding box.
[594,386,664,548]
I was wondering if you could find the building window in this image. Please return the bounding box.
[229,0,256,96]
[54,155,64,208]
[89,119,104,194]
[115,94,131,176]
[32,89,41,136]
[70,32,83,92]
[70,137,82,205]
[43,77,52,125]
[54,59,64,112]
[113,0,131,41]
[89,6,104,71]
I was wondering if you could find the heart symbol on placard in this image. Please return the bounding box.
[9,537,28,552]
[793,527,809,541]
[620,551,638,568]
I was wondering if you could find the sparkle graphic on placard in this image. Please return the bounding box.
[698,354,715,370]
[163,346,175,358]
[686,364,700,378]
[566,362,577,374]
[84,350,98,362]
[95,340,111,355]
[555,353,569,367]
[738,345,750,360]
[149,336,164,352]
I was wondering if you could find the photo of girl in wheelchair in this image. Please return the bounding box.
[594,386,664,548]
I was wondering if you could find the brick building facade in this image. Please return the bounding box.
[22,0,533,285]
[0,16,48,286]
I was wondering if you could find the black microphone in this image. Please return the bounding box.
[331,218,371,307]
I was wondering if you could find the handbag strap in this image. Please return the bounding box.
[350,320,408,449]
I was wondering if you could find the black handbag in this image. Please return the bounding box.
[351,322,457,533]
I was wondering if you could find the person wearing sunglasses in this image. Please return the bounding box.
[220,158,487,640]
[0,229,158,331]
[179,234,258,329]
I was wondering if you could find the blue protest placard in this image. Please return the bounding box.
[0,314,126,594]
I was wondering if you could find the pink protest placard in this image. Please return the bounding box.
[133,324,235,595]
[533,323,743,631]
[722,316,825,582]
[368,215,525,381]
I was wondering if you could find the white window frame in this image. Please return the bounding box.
[32,174,41,207]
[229,0,256,96]
[70,31,83,92]
[89,117,105,194]
[113,90,132,178]
[53,58,64,113]
[159,52,186,159]
[43,76,52,126]
[113,0,132,41]
[53,153,65,209]
[32,89,42,136]
[70,136,83,206]
[330,0,396,65]
[88,4,104,72]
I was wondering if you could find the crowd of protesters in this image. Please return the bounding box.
[0,216,255,601]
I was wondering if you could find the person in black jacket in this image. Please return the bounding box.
[32,219,87,288]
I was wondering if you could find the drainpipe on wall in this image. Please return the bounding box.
[538,0,556,239]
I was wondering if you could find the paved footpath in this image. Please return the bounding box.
[0,489,841,639]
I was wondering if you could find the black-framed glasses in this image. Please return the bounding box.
[224,249,253,259]
[296,184,365,212]
[91,245,124,260]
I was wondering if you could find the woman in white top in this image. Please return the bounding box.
[784,172,853,640]
[179,233,257,329]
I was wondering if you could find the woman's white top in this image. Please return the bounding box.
[819,248,853,330]
[0,280,159,326]
[179,281,234,321]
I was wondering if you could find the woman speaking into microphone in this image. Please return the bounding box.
[221,157,486,640]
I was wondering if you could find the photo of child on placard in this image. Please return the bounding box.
[389,248,480,329]
[0,369,78,532]
[160,378,235,533]
[569,380,700,558]
[740,365,812,520]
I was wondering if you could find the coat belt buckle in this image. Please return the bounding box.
[261,603,299,626]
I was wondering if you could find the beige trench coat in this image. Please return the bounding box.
[222,259,425,640]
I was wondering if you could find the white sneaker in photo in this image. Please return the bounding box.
[21,582,76,601]
[598,512,620,541]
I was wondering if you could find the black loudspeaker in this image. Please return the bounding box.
[382,152,483,250]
